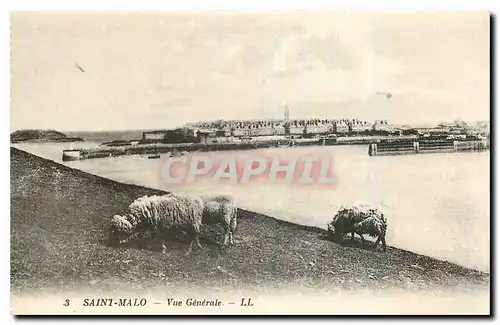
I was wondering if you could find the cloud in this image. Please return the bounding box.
[10,12,489,131]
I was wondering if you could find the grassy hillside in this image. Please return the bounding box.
[10,147,489,295]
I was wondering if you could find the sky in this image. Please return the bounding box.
[10,11,490,131]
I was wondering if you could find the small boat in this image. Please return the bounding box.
[275,140,294,148]
[62,149,81,161]
[170,150,186,157]
[147,154,161,159]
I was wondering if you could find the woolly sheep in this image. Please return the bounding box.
[327,204,387,252]
[200,195,238,246]
[352,215,387,251]
[109,193,204,255]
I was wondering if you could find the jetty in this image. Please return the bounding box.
[61,134,486,161]
[62,135,421,161]
[62,138,322,161]
[368,139,490,156]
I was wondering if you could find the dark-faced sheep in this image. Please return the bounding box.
[327,204,387,252]
[200,195,238,246]
[108,193,204,255]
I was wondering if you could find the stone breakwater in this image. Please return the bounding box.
[63,140,288,161]
[368,139,490,156]
[63,135,421,161]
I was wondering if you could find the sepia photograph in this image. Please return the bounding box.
[9,10,491,315]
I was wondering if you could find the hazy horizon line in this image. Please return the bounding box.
[10,117,490,134]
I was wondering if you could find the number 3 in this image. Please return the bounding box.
[63,299,70,306]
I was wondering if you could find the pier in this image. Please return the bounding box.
[62,138,322,161]
[368,139,490,156]
[61,135,487,161]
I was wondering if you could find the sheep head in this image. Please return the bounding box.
[108,214,134,245]
[327,209,357,242]
[327,221,344,242]
[327,222,336,237]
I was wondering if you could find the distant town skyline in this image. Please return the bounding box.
[11,12,490,132]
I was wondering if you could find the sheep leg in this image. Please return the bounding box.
[222,227,230,246]
[184,224,196,256]
[223,229,235,246]
[185,236,203,255]
[146,231,156,250]
[185,241,194,256]
[339,233,347,246]
[154,227,167,253]
[184,224,202,256]
[159,236,167,254]
[381,236,387,252]
[196,234,203,249]
[359,233,366,247]
[194,224,203,249]
[351,231,356,242]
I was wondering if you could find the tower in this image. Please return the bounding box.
[284,105,290,136]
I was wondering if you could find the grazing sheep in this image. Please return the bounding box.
[327,204,387,252]
[352,215,387,251]
[200,195,238,246]
[109,193,204,255]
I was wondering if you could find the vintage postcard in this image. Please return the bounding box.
[10,11,490,315]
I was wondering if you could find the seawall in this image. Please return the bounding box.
[368,139,490,156]
[62,135,420,161]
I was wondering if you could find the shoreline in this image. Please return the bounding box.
[10,147,489,296]
[66,135,488,161]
